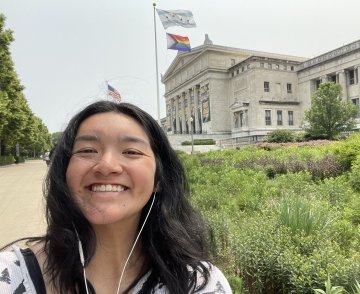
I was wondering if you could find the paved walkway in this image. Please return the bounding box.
[0,160,47,247]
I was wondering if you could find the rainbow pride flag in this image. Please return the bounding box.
[166,33,191,52]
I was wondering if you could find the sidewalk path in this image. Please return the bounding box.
[0,160,47,247]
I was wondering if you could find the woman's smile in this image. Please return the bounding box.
[66,112,157,226]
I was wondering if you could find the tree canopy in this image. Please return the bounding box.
[0,14,51,157]
[304,82,358,140]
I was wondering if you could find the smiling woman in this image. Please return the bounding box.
[0,100,232,294]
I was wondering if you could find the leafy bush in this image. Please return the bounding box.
[266,129,295,143]
[181,138,216,145]
[306,155,343,180]
[315,176,353,206]
[230,216,360,294]
[344,196,360,226]
[0,156,15,166]
[349,154,360,192]
[180,135,360,293]
[333,133,360,171]
[14,156,25,164]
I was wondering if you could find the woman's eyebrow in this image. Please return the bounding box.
[74,134,98,143]
[118,135,150,146]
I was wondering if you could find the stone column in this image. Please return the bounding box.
[170,98,174,133]
[175,96,180,134]
[194,85,200,133]
[355,65,360,96]
[166,102,170,133]
[181,92,186,134]
[187,88,193,134]
[337,70,348,100]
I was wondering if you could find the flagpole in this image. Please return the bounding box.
[153,2,161,124]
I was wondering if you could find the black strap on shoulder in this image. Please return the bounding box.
[21,248,46,294]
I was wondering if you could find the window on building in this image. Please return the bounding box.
[268,63,272,69]
[239,111,244,127]
[231,72,234,77]
[288,111,294,126]
[328,74,337,83]
[291,66,294,71]
[287,83,292,93]
[352,98,360,118]
[316,79,321,90]
[348,69,355,85]
[247,64,250,69]
[265,110,271,125]
[237,69,239,74]
[231,58,235,65]
[277,110,283,125]
[264,81,270,92]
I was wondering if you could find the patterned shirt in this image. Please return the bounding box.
[0,246,232,293]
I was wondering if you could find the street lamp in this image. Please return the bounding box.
[190,117,194,154]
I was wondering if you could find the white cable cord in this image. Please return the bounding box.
[75,193,156,294]
[115,192,156,294]
[74,227,90,294]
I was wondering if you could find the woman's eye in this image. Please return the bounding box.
[123,149,143,156]
[73,148,98,155]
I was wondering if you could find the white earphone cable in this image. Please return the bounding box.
[75,193,156,294]
[115,192,156,294]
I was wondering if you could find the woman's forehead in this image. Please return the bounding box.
[75,112,152,146]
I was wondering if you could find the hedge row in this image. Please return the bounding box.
[0,156,15,166]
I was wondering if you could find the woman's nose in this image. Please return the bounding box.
[92,152,124,175]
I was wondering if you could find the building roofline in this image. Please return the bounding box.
[299,39,360,71]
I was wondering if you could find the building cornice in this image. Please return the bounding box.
[299,40,360,71]
[164,67,227,97]
[259,100,300,105]
[162,43,307,82]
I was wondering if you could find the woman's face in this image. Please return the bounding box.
[66,112,157,227]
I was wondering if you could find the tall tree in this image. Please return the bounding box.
[0,14,51,156]
[304,82,358,140]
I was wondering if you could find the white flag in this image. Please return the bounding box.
[156,9,196,29]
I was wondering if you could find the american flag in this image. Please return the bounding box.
[107,84,121,102]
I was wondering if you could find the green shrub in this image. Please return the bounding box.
[315,176,353,206]
[349,154,360,192]
[227,276,244,294]
[181,139,216,145]
[266,129,295,143]
[344,196,360,226]
[179,136,360,294]
[328,219,358,250]
[14,156,25,164]
[294,131,306,142]
[0,156,15,166]
[333,133,360,171]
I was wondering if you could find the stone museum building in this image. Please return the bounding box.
[161,35,360,145]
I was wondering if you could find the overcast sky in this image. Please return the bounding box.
[1,0,360,133]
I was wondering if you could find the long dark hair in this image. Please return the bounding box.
[42,101,210,293]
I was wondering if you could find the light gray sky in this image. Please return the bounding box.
[1,0,360,133]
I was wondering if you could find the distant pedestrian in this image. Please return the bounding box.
[43,151,50,166]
